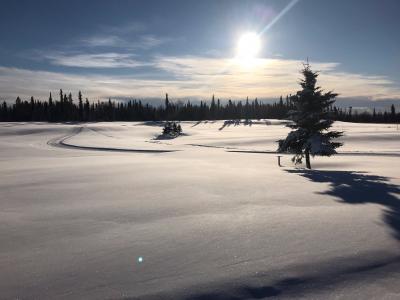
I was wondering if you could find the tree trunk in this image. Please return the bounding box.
[305,150,311,169]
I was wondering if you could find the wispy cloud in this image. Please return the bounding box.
[27,21,170,70]
[1,57,399,104]
[80,34,168,49]
[44,52,148,68]
[153,56,400,100]
[78,21,168,50]
[81,36,126,47]
[138,35,166,49]
[0,66,182,101]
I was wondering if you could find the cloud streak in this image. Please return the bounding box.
[44,52,148,68]
[78,21,169,50]
[80,34,168,49]
[0,57,399,105]
[153,56,400,100]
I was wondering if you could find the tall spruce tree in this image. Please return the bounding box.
[278,63,343,169]
[390,104,396,121]
[165,93,169,120]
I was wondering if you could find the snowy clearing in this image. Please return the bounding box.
[0,120,399,299]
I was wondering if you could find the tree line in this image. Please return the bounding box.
[0,90,398,123]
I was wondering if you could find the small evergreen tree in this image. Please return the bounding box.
[162,121,182,137]
[172,122,178,133]
[278,63,343,169]
[163,121,172,135]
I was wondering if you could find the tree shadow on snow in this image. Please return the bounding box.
[153,133,189,140]
[119,171,400,300]
[125,251,400,300]
[180,252,400,300]
[177,171,400,300]
[136,121,164,127]
[219,120,252,131]
[286,169,400,240]
[191,120,217,127]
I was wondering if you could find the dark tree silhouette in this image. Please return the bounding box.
[391,104,396,121]
[162,121,182,137]
[78,91,83,121]
[0,89,398,123]
[278,63,343,169]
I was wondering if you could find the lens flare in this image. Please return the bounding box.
[259,0,300,35]
[236,32,261,60]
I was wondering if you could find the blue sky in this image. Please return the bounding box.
[0,0,399,107]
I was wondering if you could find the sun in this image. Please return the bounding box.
[235,32,261,67]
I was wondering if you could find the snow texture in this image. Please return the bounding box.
[0,120,399,299]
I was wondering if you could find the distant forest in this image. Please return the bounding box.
[0,90,399,123]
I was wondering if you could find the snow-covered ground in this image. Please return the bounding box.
[0,120,399,299]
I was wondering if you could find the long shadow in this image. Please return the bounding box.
[219,120,237,131]
[286,169,400,240]
[153,133,189,140]
[192,120,205,127]
[136,121,164,127]
[123,251,400,300]
[183,252,400,300]
[181,171,400,299]
[120,171,400,300]
[219,119,252,131]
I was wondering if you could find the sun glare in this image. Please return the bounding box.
[235,32,262,68]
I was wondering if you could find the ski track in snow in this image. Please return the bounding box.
[227,149,400,157]
[46,125,400,157]
[43,124,400,158]
[47,126,178,153]
[1,120,400,299]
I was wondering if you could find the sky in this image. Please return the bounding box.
[0,0,399,108]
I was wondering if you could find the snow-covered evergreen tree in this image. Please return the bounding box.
[278,63,343,169]
[162,121,182,137]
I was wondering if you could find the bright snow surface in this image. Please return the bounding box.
[0,120,399,299]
